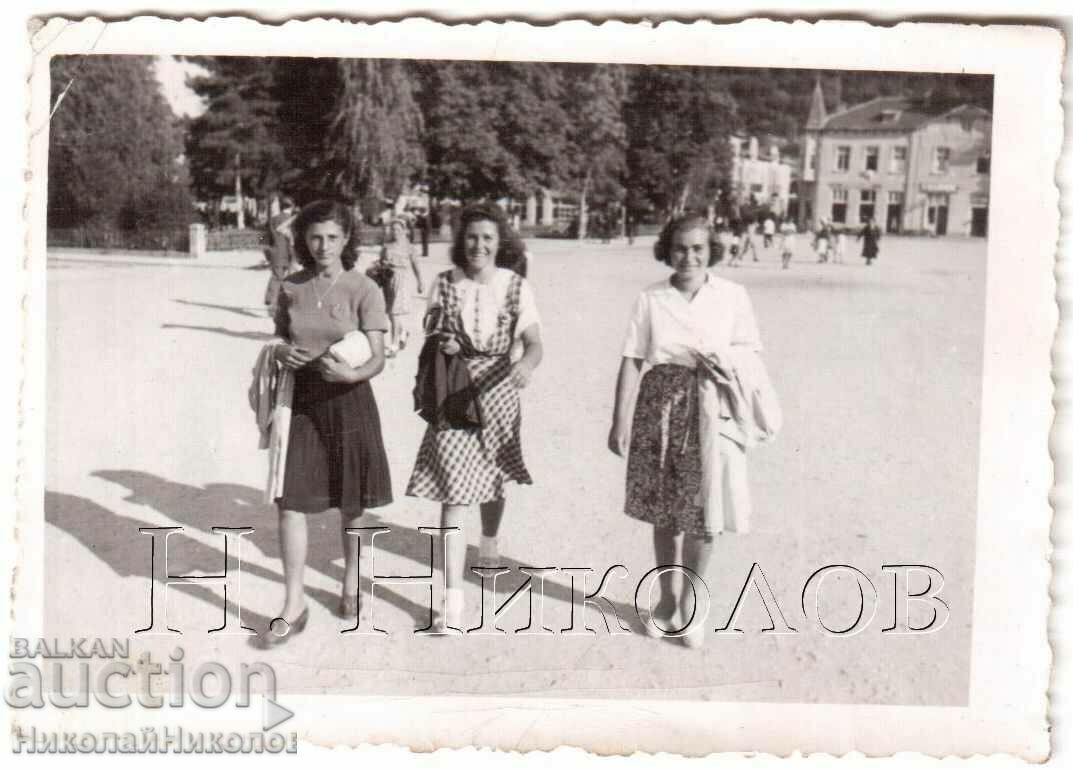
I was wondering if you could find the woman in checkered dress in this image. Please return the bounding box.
[406,203,542,630]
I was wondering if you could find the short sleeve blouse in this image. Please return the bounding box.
[431,267,540,346]
[275,269,389,358]
[621,272,761,367]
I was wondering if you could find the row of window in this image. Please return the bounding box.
[829,144,990,175]
[827,187,906,226]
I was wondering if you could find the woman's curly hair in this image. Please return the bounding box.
[450,202,528,277]
[653,211,722,266]
[292,200,361,271]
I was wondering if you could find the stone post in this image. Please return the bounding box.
[189,223,207,259]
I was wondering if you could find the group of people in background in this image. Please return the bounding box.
[251,196,781,650]
[710,213,883,270]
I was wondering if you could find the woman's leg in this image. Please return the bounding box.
[679,533,714,645]
[388,313,400,349]
[340,508,364,601]
[441,504,468,627]
[441,504,468,591]
[652,526,679,620]
[478,498,505,562]
[278,507,309,620]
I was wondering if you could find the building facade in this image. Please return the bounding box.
[804,88,991,237]
[728,135,795,216]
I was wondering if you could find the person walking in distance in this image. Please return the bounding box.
[779,218,797,270]
[263,196,298,318]
[859,216,882,266]
[762,215,776,249]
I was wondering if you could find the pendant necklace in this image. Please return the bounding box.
[314,270,342,308]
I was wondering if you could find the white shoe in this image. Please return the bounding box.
[682,627,706,649]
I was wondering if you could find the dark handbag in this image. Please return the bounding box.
[365,260,395,290]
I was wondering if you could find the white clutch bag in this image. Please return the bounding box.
[328,331,372,367]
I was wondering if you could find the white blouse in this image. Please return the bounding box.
[445,267,540,347]
[621,272,761,367]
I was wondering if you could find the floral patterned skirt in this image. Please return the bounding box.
[625,364,749,537]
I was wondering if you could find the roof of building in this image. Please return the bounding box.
[820,97,935,132]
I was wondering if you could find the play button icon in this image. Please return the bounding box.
[262,697,295,731]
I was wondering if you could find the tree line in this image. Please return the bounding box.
[47,55,992,241]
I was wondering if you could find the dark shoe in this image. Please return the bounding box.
[253,607,309,649]
[338,592,358,619]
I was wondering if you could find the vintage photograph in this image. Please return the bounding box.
[15,16,1058,759]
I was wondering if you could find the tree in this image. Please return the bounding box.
[559,63,628,239]
[48,55,193,240]
[321,59,425,214]
[185,57,289,226]
[625,66,738,219]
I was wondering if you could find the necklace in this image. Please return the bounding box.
[313,270,343,308]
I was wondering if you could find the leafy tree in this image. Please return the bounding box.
[559,63,628,238]
[184,57,288,225]
[625,66,738,218]
[48,55,193,240]
[320,59,425,212]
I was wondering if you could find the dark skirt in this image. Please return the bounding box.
[277,366,393,515]
[625,364,708,536]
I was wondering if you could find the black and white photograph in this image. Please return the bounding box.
[10,13,1061,761]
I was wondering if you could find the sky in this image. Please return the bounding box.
[153,55,208,118]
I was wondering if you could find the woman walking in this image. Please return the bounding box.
[407,202,543,631]
[257,200,393,648]
[379,217,425,356]
[608,212,779,649]
[859,216,882,266]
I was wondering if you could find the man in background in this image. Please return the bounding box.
[263,196,297,318]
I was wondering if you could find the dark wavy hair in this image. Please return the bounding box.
[450,202,528,277]
[653,212,722,267]
[292,200,360,271]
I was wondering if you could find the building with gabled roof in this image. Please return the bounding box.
[801,82,991,237]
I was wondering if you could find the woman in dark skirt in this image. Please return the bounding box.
[258,200,392,647]
[859,216,881,265]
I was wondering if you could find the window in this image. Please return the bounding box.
[877,109,901,124]
[933,146,951,173]
[864,146,879,172]
[750,183,764,194]
[976,154,991,174]
[859,189,876,223]
[835,146,851,172]
[889,146,908,173]
[886,191,904,233]
[830,187,848,224]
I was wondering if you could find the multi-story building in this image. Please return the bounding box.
[728,135,794,216]
[802,82,991,236]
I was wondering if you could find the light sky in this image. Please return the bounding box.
[153,55,208,118]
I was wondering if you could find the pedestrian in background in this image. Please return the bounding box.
[263,196,297,318]
[859,216,882,266]
[608,211,779,650]
[779,218,797,270]
[379,216,425,356]
[762,215,776,249]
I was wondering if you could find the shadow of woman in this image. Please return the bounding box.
[87,471,432,626]
[88,470,645,635]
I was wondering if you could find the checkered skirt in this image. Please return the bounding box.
[406,271,532,504]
